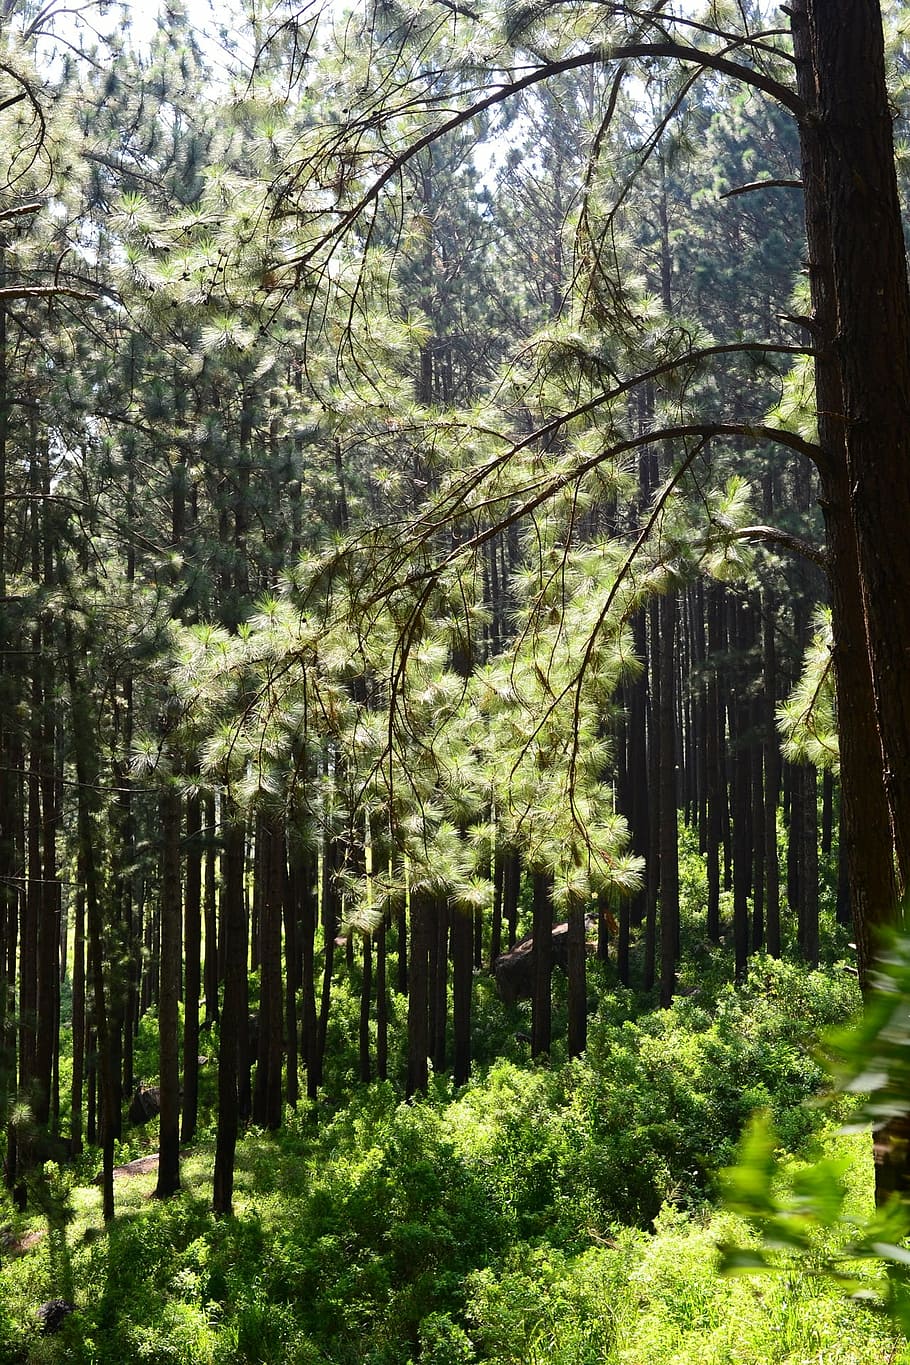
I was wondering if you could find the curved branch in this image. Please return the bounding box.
[719,523,827,569]
[279,42,802,273]
[720,178,803,199]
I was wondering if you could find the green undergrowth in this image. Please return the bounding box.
[1,954,899,1364]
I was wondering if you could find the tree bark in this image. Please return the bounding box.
[155,788,182,1199]
[809,12,910,901]
[790,0,898,977]
[213,811,246,1218]
[530,871,553,1057]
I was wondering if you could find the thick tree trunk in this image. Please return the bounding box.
[808,0,910,899]
[790,0,897,979]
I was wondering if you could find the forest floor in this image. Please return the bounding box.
[1,951,908,1363]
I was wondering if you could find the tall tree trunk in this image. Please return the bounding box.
[808,0,910,898]
[376,919,388,1082]
[789,0,898,984]
[566,893,587,1057]
[762,591,781,957]
[155,788,182,1199]
[213,812,246,1218]
[658,589,679,1007]
[530,871,553,1058]
[181,793,202,1144]
[406,894,430,1096]
[253,818,283,1130]
[359,932,372,1085]
[64,622,115,1221]
[203,795,220,1025]
[452,908,472,1085]
[284,849,299,1108]
[70,883,85,1156]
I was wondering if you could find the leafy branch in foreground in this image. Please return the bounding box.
[720,931,910,1334]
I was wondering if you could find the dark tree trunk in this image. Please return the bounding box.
[359,933,372,1085]
[314,829,340,1091]
[70,883,85,1156]
[790,0,898,983]
[203,795,220,1025]
[732,600,752,982]
[253,818,283,1130]
[762,591,781,957]
[452,909,472,1085]
[298,850,319,1101]
[65,625,115,1221]
[566,894,587,1057]
[530,871,553,1058]
[283,851,299,1108]
[376,919,388,1081]
[503,850,521,950]
[658,589,679,1007]
[643,599,660,992]
[431,897,448,1075]
[800,767,820,967]
[808,0,910,898]
[406,894,430,1096]
[155,788,182,1199]
[181,793,202,1144]
[213,813,246,1218]
[490,850,504,968]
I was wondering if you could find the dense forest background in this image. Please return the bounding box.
[2,0,910,1359]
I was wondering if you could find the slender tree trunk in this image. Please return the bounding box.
[530,871,553,1058]
[213,812,245,1218]
[658,589,679,1007]
[566,894,587,1056]
[70,883,85,1156]
[64,623,115,1221]
[431,897,447,1075]
[452,909,472,1085]
[284,850,299,1108]
[359,932,372,1085]
[407,894,430,1096]
[203,795,220,1026]
[299,850,319,1101]
[181,793,202,1144]
[762,591,781,957]
[376,919,388,1082]
[253,818,283,1130]
[155,788,182,1199]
